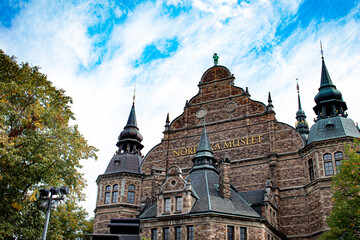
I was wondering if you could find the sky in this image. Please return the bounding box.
[1,0,360,217]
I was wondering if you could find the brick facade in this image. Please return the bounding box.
[93,63,358,239]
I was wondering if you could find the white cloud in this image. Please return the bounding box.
[1,0,360,218]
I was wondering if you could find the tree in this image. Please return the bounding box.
[0,49,97,239]
[321,139,360,240]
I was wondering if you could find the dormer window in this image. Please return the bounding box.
[164,198,170,212]
[176,196,182,211]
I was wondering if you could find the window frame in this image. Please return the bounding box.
[127,184,135,203]
[151,229,158,240]
[227,225,234,240]
[308,159,314,181]
[175,226,181,240]
[187,226,194,240]
[176,196,182,211]
[164,198,171,212]
[323,153,334,176]
[163,228,169,240]
[240,227,247,240]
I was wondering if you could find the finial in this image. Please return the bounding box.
[213,53,219,66]
[320,40,324,58]
[267,92,274,112]
[133,84,136,104]
[296,78,299,94]
[166,113,170,124]
[268,92,272,103]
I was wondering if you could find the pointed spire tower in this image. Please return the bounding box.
[295,79,309,137]
[104,92,144,175]
[313,43,347,121]
[190,119,217,173]
[307,43,360,144]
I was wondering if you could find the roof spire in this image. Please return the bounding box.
[133,84,136,104]
[164,113,170,132]
[267,92,274,112]
[295,79,309,136]
[313,45,347,121]
[320,40,324,59]
[191,117,217,173]
[116,97,144,153]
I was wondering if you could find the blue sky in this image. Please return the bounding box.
[1,0,360,217]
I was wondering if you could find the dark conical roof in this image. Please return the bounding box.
[194,125,214,159]
[295,82,309,136]
[104,101,144,175]
[313,56,347,121]
[118,103,143,144]
[191,123,217,173]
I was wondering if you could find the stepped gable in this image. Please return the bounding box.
[141,62,304,195]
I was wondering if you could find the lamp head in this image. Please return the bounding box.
[39,188,50,198]
[60,186,69,195]
[50,187,60,196]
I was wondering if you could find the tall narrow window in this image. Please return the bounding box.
[187,226,194,240]
[240,227,247,240]
[104,185,111,204]
[227,226,234,240]
[164,198,170,212]
[163,228,169,240]
[323,153,334,176]
[112,184,118,203]
[334,151,343,173]
[127,185,135,203]
[151,229,158,240]
[176,196,182,211]
[175,226,181,240]
[308,159,314,181]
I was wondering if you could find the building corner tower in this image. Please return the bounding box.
[93,101,144,234]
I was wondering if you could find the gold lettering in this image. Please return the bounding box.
[173,150,180,157]
[224,141,232,149]
[188,147,193,155]
[172,135,264,157]
[180,148,187,156]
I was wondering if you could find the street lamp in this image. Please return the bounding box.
[39,186,69,240]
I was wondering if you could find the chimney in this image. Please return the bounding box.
[219,156,231,198]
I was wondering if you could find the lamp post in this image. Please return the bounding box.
[39,186,69,240]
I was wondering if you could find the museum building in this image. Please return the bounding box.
[91,53,360,240]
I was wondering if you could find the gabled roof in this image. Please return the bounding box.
[186,169,260,218]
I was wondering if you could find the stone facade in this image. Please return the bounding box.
[93,58,359,239]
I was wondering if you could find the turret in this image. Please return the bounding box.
[295,80,309,137]
[313,53,347,121]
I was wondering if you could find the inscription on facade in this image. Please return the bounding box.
[173,135,263,157]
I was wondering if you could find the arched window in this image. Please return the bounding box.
[127,185,135,203]
[323,153,334,176]
[112,184,119,203]
[334,151,343,173]
[308,159,314,181]
[105,185,111,204]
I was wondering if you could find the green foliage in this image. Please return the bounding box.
[321,139,360,240]
[0,49,97,239]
